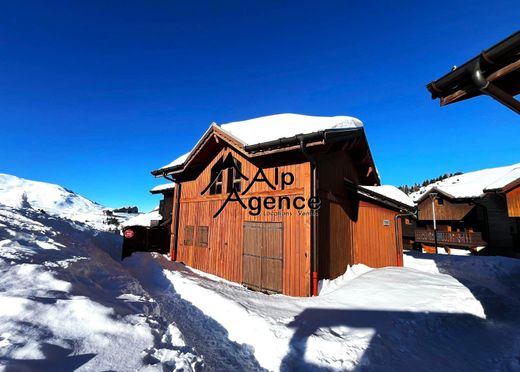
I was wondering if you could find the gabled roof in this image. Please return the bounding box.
[411,162,520,203]
[151,114,376,181]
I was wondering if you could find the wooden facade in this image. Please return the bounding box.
[156,124,408,297]
[353,200,403,267]
[506,185,520,217]
[173,145,312,296]
[414,190,520,254]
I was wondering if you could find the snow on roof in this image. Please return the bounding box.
[410,163,520,202]
[220,113,363,146]
[159,152,190,172]
[157,113,363,172]
[150,183,175,193]
[484,167,520,191]
[359,185,415,208]
[121,207,162,228]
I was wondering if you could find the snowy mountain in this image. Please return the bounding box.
[0,173,133,231]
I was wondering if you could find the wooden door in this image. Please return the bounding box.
[243,221,283,293]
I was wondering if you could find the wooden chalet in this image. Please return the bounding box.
[152,114,413,296]
[412,163,520,255]
[426,30,520,114]
[121,183,174,258]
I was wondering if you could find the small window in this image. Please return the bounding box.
[183,225,194,245]
[210,162,223,195]
[196,226,209,247]
[227,159,243,193]
[437,198,444,205]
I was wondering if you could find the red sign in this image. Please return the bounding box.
[124,229,135,239]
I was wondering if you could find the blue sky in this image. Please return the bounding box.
[1,1,519,211]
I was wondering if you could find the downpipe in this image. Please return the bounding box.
[164,174,181,261]
[298,136,319,296]
[471,59,520,114]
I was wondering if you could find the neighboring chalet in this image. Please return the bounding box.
[427,30,520,114]
[411,163,520,255]
[151,114,413,296]
[121,183,174,258]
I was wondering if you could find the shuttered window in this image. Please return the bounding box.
[196,226,209,247]
[183,225,194,245]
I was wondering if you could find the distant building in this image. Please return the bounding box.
[121,183,174,258]
[151,114,414,296]
[411,163,520,255]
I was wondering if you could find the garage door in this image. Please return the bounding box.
[243,221,283,293]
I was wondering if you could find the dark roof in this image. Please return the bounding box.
[426,30,520,113]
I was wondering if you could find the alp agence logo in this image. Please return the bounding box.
[201,154,321,218]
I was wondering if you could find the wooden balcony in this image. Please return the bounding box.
[414,229,486,247]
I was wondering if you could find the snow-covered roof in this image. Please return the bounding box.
[484,167,520,191]
[220,113,362,147]
[359,185,415,208]
[411,163,520,202]
[156,113,363,172]
[121,207,162,228]
[150,183,175,194]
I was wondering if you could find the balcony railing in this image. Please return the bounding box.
[414,229,486,247]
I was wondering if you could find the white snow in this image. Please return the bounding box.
[121,207,162,228]
[0,173,132,231]
[2,174,520,371]
[157,113,363,172]
[123,251,520,371]
[410,162,520,201]
[150,183,175,193]
[359,184,415,208]
[0,204,201,371]
[220,113,363,146]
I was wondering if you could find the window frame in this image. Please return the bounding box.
[196,226,209,247]
[183,225,194,246]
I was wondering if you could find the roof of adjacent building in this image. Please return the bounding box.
[358,185,415,209]
[426,30,520,108]
[121,207,162,228]
[411,162,520,203]
[153,113,367,174]
[149,183,175,194]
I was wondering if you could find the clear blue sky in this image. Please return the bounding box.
[1,1,519,211]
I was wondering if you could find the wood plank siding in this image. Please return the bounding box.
[418,197,474,220]
[353,200,403,267]
[507,186,520,217]
[173,145,312,297]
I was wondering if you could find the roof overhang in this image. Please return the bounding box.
[345,178,415,213]
[426,30,520,114]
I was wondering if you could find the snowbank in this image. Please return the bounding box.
[123,251,520,371]
[0,205,202,371]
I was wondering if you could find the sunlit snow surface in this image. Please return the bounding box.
[1,174,520,371]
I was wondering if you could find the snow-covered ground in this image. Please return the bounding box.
[123,252,520,371]
[2,174,520,371]
[0,204,202,371]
